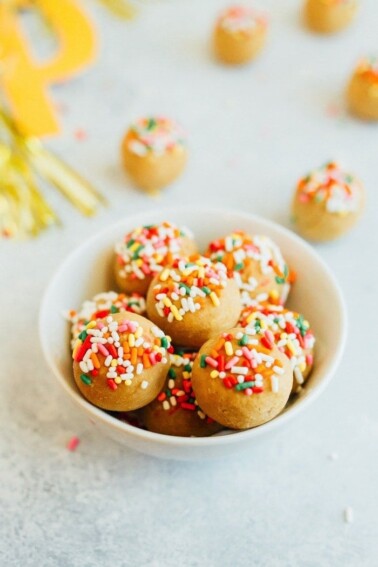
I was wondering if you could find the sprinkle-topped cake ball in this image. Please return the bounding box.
[114,222,197,296]
[121,116,187,192]
[347,57,378,121]
[292,162,364,241]
[239,303,315,393]
[146,255,242,349]
[304,0,358,34]
[66,291,146,348]
[206,231,292,307]
[143,352,223,437]
[72,312,172,412]
[191,328,293,429]
[213,5,267,65]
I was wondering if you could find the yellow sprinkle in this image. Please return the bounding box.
[287,340,296,355]
[182,371,191,379]
[246,312,257,324]
[210,292,220,307]
[86,321,96,329]
[299,362,306,372]
[155,254,163,263]
[225,341,233,356]
[111,360,117,367]
[72,342,80,359]
[114,377,122,384]
[129,333,135,347]
[269,290,279,301]
[125,379,132,386]
[163,297,172,308]
[160,269,170,282]
[198,267,205,279]
[129,242,139,252]
[171,305,183,321]
[135,259,143,266]
[210,370,219,378]
[260,320,267,330]
[135,326,143,338]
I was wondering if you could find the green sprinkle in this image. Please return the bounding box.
[166,390,172,398]
[235,381,255,391]
[254,320,262,333]
[144,224,154,229]
[200,355,207,368]
[238,334,249,346]
[283,264,289,278]
[78,330,88,341]
[110,305,119,314]
[80,374,92,386]
[147,118,157,130]
[161,337,169,348]
[234,262,244,271]
[275,276,285,284]
[184,364,192,373]
[127,239,135,248]
[295,314,308,337]
[168,368,177,379]
[179,283,191,295]
[202,286,211,295]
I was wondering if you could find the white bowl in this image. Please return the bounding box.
[39,208,347,460]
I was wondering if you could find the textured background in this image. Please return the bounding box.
[1,0,378,565]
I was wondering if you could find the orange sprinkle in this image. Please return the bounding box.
[91,352,100,369]
[131,347,138,365]
[143,353,151,368]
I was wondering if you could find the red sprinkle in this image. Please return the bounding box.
[66,436,80,452]
[107,379,118,391]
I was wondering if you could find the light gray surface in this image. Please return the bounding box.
[1,1,378,565]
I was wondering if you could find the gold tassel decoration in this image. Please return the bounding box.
[0,105,106,239]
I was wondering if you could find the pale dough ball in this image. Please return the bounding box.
[304,0,358,34]
[114,222,197,295]
[72,312,171,412]
[191,328,293,429]
[347,56,378,121]
[206,231,292,307]
[213,5,267,65]
[146,255,242,349]
[66,290,146,348]
[291,161,364,242]
[143,352,223,437]
[238,302,315,393]
[121,116,187,192]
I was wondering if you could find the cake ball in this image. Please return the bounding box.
[114,222,197,295]
[304,0,358,34]
[146,255,242,349]
[72,312,171,412]
[347,56,378,121]
[291,162,364,241]
[206,231,292,307]
[239,303,315,393]
[213,5,268,65]
[143,352,223,437]
[66,291,146,348]
[121,116,187,192]
[191,328,293,429]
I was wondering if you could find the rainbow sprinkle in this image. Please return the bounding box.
[65,291,146,347]
[115,222,193,283]
[151,255,228,322]
[127,117,186,157]
[206,231,290,306]
[239,303,315,387]
[200,330,285,396]
[72,316,171,391]
[296,162,362,215]
[218,5,266,34]
[157,352,213,422]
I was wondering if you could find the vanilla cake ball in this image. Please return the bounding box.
[347,56,378,121]
[304,0,358,34]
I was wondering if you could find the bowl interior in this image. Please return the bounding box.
[40,207,346,445]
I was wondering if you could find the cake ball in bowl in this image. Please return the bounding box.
[143,351,223,437]
[206,231,292,306]
[114,222,197,295]
[191,328,293,429]
[213,5,268,65]
[146,255,242,349]
[72,312,172,412]
[121,116,187,192]
[291,162,364,241]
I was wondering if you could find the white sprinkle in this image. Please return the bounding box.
[79,361,88,373]
[231,366,248,375]
[104,355,112,367]
[141,380,149,390]
[170,397,177,407]
[168,379,175,389]
[273,365,285,375]
[163,400,170,411]
[271,375,279,393]
[136,363,143,375]
[344,507,354,524]
[294,367,304,385]
[237,376,245,384]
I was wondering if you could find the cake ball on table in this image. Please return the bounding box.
[72,312,172,411]
[239,302,315,393]
[191,328,293,429]
[291,162,364,241]
[347,57,378,121]
[143,352,223,437]
[66,291,146,348]
[304,0,358,34]
[114,222,197,295]
[146,255,242,349]
[206,231,292,307]
[121,116,187,192]
[213,5,268,65]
